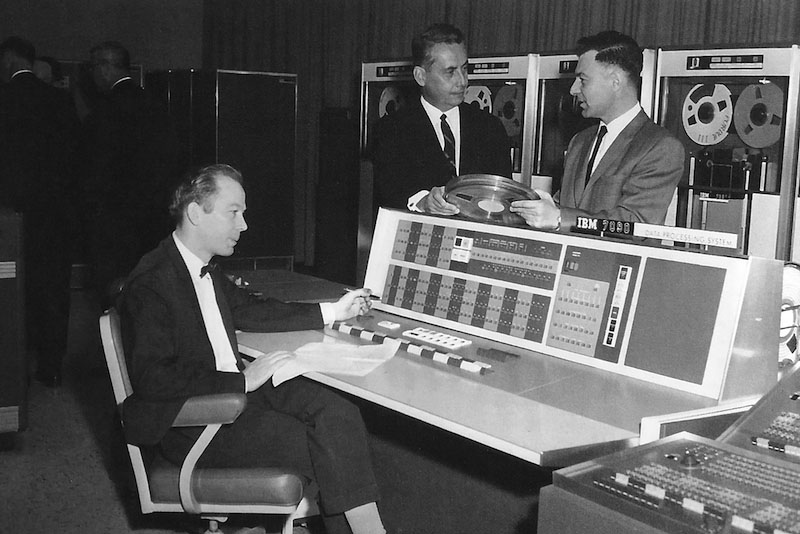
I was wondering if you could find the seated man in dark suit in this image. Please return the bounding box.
[371,23,512,215]
[118,164,388,534]
[510,31,685,231]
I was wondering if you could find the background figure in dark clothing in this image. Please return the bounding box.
[81,41,179,304]
[0,36,80,387]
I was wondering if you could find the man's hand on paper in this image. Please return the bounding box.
[243,350,294,392]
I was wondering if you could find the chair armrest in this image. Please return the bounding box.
[172,393,247,427]
[174,392,247,513]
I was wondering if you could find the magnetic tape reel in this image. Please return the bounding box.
[493,85,523,137]
[445,174,539,226]
[464,85,493,113]
[734,82,784,149]
[682,83,733,145]
[379,86,406,118]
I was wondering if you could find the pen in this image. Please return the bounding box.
[342,288,380,300]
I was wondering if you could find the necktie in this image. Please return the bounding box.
[200,261,218,278]
[440,113,457,176]
[585,125,607,186]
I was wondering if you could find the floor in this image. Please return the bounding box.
[0,288,551,534]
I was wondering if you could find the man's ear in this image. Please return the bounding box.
[186,202,203,226]
[413,65,426,88]
[608,66,623,91]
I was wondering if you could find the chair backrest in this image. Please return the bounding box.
[99,308,167,513]
[99,309,318,527]
[100,308,132,406]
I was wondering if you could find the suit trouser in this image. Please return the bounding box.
[161,377,380,531]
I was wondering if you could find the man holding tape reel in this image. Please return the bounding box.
[511,31,685,232]
[371,23,512,215]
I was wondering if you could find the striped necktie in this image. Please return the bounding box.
[440,113,457,176]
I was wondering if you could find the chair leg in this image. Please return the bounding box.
[281,514,292,534]
[203,516,228,534]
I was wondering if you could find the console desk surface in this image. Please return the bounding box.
[234,269,727,467]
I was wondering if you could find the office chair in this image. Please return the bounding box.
[100,308,318,534]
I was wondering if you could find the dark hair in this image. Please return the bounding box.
[90,41,131,70]
[412,23,465,68]
[169,164,244,224]
[0,36,36,64]
[576,31,642,83]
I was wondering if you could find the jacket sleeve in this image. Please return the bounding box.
[220,273,325,332]
[371,115,417,210]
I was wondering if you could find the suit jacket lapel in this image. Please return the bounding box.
[164,240,241,367]
[584,111,648,194]
[211,273,245,369]
[573,131,595,205]
[164,238,206,330]
[411,102,450,170]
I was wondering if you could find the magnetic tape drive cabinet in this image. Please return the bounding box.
[357,55,536,282]
[0,210,25,442]
[146,69,298,260]
[655,46,800,259]
[365,208,779,401]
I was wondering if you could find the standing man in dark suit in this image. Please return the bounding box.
[372,23,512,215]
[82,41,179,304]
[0,37,80,387]
[119,164,388,534]
[511,31,685,231]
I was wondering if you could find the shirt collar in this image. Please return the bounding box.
[11,69,34,79]
[420,95,459,123]
[111,76,133,89]
[601,103,642,138]
[172,232,207,279]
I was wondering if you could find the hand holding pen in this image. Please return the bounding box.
[334,287,378,320]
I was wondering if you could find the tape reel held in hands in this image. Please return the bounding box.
[444,174,539,226]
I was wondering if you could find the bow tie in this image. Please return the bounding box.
[200,262,219,278]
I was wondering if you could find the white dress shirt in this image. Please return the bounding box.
[407,96,462,211]
[111,76,133,89]
[591,103,642,173]
[173,234,338,375]
[173,234,241,373]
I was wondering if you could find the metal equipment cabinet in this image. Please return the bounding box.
[146,69,298,260]
[0,210,26,446]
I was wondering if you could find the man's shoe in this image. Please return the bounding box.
[34,369,62,388]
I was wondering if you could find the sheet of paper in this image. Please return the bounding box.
[240,338,400,387]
